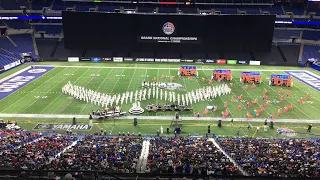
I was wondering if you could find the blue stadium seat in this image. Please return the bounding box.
[273,29,301,40]
[52,1,74,10]
[238,8,261,14]
[284,7,304,15]
[261,6,284,15]
[75,2,96,11]
[9,34,36,56]
[31,0,54,10]
[34,25,63,35]
[98,5,119,12]
[301,45,320,64]
[302,31,320,41]
[4,21,30,29]
[0,0,26,10]
[138,7,154,13]
[158,7,177,13]
[180,7,197,14]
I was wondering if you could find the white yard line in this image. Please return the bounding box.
[261,72,314,119]
[125,64,137,92]
[110,68,125,93]
[40,68,89,114]
[1,113,320,122]
[0,66,31,83]
[0,67,66,112]
[35,65,307,72]
[78,68,115,114]
[23,67,81,113]
[155,68,160,106]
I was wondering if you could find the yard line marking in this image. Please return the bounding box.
[155,67,160,115]
[40,68,90,114]
[261,72,313,119]
[110,68,126,93]
[79,68,114,114]
[23,67,81,113]
[126,64,137,92]
[60,68,102,113]
[36,65,308,72]
[0,67,67,112]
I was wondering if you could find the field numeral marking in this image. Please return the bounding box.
[35,96,48,99]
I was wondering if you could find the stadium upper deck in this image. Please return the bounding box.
[0,0,320,69]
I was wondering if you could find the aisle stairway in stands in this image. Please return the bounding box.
[209,138,249,176]
[136,139,150,173]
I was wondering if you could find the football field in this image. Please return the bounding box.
[0,62,320,138]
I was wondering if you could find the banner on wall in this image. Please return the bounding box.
[4,60,21,71]
[195,59,204,63]
[216,59,227,64]
[113,57,123,62]
[123,58,134,62]
[249,61,261,65]
[180,59,194,63]
[204,59,215,64]
[80,57,90,61]
[136,58,154,62]
[238,60,248,64]
[91,57,101,62]
[227,60,237,65]
[155,59,180,63]
[68,57,79,62]
[102,57,112,61]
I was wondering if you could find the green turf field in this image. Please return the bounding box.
[0,62,319,119]
[0,62,319,138]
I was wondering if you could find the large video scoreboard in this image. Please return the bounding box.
[62,11,275,53]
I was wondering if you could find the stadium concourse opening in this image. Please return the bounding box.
[62,11,275,58]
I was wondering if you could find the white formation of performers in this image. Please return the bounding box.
[62,81,231,108]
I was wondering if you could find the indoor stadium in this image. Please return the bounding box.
[0,0,320,179]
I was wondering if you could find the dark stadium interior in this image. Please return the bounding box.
[1,0,320,179]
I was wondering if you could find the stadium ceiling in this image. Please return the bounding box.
[62,0,275,6]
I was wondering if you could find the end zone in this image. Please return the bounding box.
[0,66,55,100]
[285,71,320,92]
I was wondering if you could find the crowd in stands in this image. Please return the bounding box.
[0,130,41,150]
[53,135,142,173]
[0,130,142,173]
[147,137,240,176]
[0,131,77,170]
[1,129,320,178]
[217,138,320,178]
